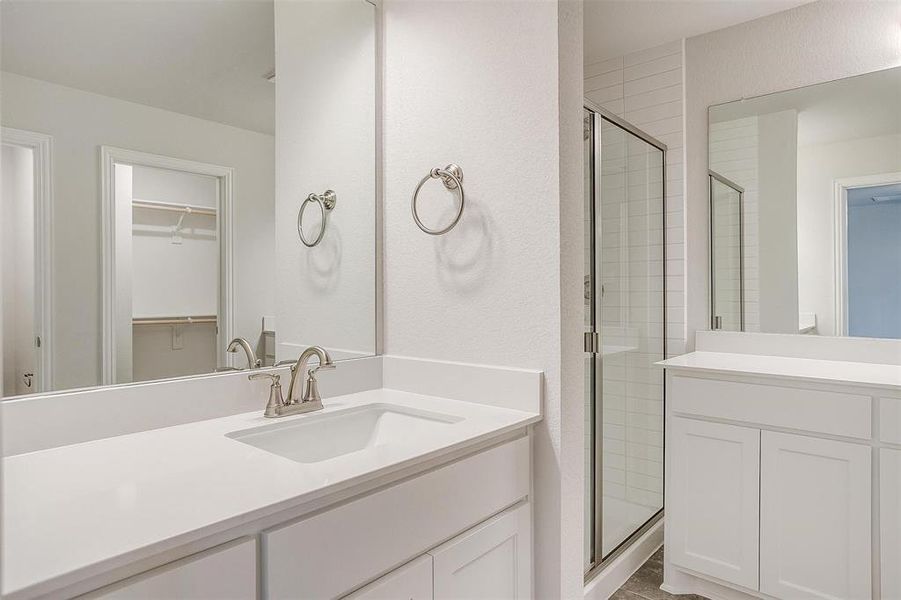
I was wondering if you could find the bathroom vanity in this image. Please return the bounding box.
[2,358,542,599]
[661,332,901,600]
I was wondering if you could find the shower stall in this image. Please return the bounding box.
[583,101,666,579]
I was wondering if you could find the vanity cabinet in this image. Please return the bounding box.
[664,364,892,600]
[759,432,871,600]
[83,538,257,599]
[668,418,759,590]
[264,437,531,599]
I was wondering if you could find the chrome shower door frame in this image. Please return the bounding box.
[584,99,667,583]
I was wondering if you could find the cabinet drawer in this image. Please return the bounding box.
[880,397,901,445]
[670,375,871,439]
[263,436,530,599]
[83,538,256,599]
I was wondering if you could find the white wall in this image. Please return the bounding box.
[1,145,35,396]
[757,109,798,333]
[684,0,901,349]
[382,1,583,597]
[274,0,376,361]
[0,72,275,392]
[798,132,901,335]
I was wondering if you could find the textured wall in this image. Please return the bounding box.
[684,0,901,349]
[382,1,583,596]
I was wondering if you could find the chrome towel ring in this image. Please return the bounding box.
[298,190,337,247]
[412,164,464,235]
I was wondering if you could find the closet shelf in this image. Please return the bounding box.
[132,198,217,216]
[133,315,217,326]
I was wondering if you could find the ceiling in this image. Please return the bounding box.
[1,0,275,135]
[584,0,813,66]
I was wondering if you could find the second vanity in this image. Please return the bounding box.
[2,357,542,600]
[660,332,901,600]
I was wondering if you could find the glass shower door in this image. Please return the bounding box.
[585,105,666,577]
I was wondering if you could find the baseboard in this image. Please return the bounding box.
[583,519,664,600]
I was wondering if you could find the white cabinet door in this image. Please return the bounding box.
[344,555,433,600]
[668,417,760,590]
[882,448,901,600]
[85,538,256,599]
[429,503,531,600]
[760,431,871,600]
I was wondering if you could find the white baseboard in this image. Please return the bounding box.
[584,519,664,600]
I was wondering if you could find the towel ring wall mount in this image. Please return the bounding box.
[298,190,337,247]
[412,164,465,235]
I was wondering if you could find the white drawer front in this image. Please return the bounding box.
[670,375,871,439]
[263,436,530,599]
[84,538,256,599]
[880,397,901,445]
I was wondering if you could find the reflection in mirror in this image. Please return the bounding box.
[708,66,901,338]
[1,0,376,398]
[709,172,743,332]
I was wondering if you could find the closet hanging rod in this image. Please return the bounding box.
[132,315,217,326]
[132,199,217,216]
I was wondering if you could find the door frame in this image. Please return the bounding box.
[1,127,54,393]
[100,146,235,384]
[832,171,901,336]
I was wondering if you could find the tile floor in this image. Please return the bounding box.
[611,547,708,600]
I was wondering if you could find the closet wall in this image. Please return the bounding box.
[130,166,219,382]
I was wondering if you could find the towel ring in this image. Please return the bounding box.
[298,190,336,247]
[412,164,464,235]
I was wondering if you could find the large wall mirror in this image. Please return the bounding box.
[708,66,901,338]
[1,0,377,398]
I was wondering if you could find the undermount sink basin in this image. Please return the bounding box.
[226,403,464,464]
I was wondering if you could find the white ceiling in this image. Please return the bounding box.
[584,0,813,66]
[1,0,275,135]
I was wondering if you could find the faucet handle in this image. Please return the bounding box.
[249,372,280,383]
[249,373,284,418]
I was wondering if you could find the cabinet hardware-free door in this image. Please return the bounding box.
[429,503,531,600]
[668,417,760,590]
[760,431,871,600]
[343,555,433,600]
[881,447,901,600]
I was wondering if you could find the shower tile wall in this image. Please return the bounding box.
[584,41,684,534]
[709,117,761,332]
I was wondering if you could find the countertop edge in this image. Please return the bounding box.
[659,351,901,392]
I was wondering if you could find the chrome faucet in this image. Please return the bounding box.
[227,337,261,369]
[253,346,335,417]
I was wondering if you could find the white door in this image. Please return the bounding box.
[85,538,256,599]
[760,431,871,600]
[430,503,531,600]
[344,555,433,600]
[668,417,760,590]
[882,448,901,600]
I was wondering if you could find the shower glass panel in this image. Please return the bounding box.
[709,172,744,331]
[584,104,666,578]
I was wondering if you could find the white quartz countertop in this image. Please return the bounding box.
[2,389,540,599]
[659,351,901,390]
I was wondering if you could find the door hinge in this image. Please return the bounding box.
[584,331,599,354]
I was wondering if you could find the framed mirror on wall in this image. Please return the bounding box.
[708,65,901,338]
[0,0,377,398]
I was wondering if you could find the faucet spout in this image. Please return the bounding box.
[285,346,334,406]
[227,337,261,369]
